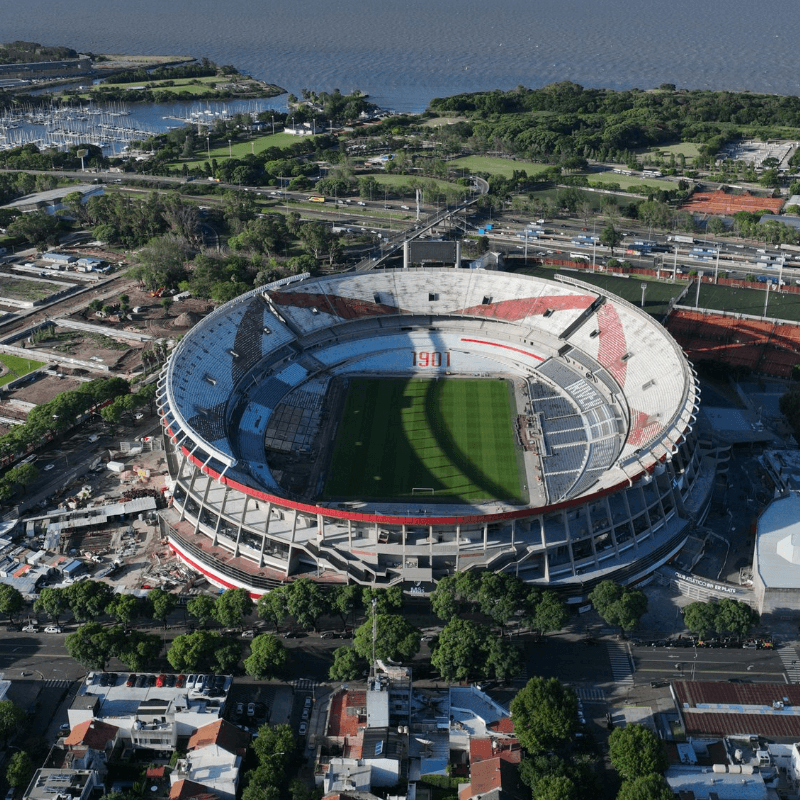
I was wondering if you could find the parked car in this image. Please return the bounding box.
[126,674,136,687]
[44,626,62,634]
[58,723,71,735]
[156,674,166,687]
[186,674,197,689]
[22,623,38,633]
[298,722,307,736]
[194,675,207,692]
[166,674,177,687]
[319,631,333,639]
[247,703,256,716]
[301,708,310,720]
[136,674,148,688]
[304,697,312,708]
[235,702,244,716]
[5,623,21,631]
[147,674,157,687]
[241,630,255,639]
[176,674,186,688]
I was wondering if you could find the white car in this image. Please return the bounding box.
[298,722,307,736]
[44,463,55,471]
[22,624,37,633]
[44,625,62,634]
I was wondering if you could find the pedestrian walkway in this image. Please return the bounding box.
[292,678,317,691]
[576,687,606,701]
[44,679,71,688]
[779,643,800,683]
[606,641,635,686]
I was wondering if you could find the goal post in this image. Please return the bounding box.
[411,487,434,495]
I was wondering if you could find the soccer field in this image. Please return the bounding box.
[324,378,525,503]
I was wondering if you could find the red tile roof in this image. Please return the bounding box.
[63,719,119,750]
[683,711,800,740]
[146,766,166,779]
[169,780,219,800]
[459,757,527,800]
[470,737,522,764]
[187,719,249,755]
[487,717,515,735]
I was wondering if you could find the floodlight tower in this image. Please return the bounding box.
[76,148,88,172]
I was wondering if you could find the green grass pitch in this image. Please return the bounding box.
[324,378,526,503]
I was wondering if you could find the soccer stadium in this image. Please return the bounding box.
[156,268,715,599]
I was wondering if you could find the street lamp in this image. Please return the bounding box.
[206,136,210,161]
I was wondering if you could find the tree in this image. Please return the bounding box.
[106,594,144,629]
[430,575,459,621]
[65,622,122,671]
[532,774,579,800]
[329,646,362,681]
[186,595,216,628]
[0,700,25,745]
[329,585,361,632]
[532,591,569,635]
[244,634,288,680]
[167,629,222,672]
[362,586,402,616]
[616,774,674,800]
[6,750,34,789]
[214,636,244,673]
[256,588,288,634]
[66,580,114,622]
[7,209,61,248]
[285,579,328,632]
[252,721,295,766]
[589,580,647,634]
[608,724,667,780]
[114,631,161,672]
[353,614,420,663]
[431,618,489,682]
[600,223,623,255]
[682,601,718,639]
[715,598,759,637]
[509,677,578,753]
[147,588,177,628]
[477,572,525,633]
[34,587,69,625]
[213,588,254,630]
[0,584,24,621]
[6,462,39,493]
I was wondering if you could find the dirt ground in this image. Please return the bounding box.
[6,374,82,404]
[66,287,212,340]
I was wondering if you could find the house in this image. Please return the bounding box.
[457,757,527,800]
[63,719,120,775]
[169,720,250,800]
[23,769,101,800]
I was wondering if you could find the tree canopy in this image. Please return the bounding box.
[608,724,667,780]
[509,677,578,753]
[589,580,647,633]
[244,634,288,680]
[353,614,420,664]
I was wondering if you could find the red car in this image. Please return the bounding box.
[156,674,166,687]
[176,674,186,688]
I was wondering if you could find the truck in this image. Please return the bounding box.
[669,235,696,245]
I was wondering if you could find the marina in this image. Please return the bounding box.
[0,99,285,155]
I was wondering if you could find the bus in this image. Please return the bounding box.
[569,252,590,261]
[308,196,326,203]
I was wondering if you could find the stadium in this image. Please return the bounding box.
[156,268,715,599]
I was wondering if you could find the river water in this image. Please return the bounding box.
[4,0,800,114]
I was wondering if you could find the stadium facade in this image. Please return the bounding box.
[157,268,716,599]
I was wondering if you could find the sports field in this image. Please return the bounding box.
[324,378,525,503]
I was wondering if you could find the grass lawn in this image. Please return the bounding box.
[93,75,222,92]
[517,264,687,317]
[637,142,701,161]
[584,171,667,193]
[180,132,307,169]
[448,156,552,179]
[324,377,525,503]
[0,353,45,387]
[0,277,59,302]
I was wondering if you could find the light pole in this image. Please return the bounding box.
[271,115,275,135]
[206,136,210,162]
[228,139,232,159]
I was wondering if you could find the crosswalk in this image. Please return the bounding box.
[292,678,316,691]
[576,687,606,701]
[606,641,635,686]
[44,679,71,688]
[779,643,800,683]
